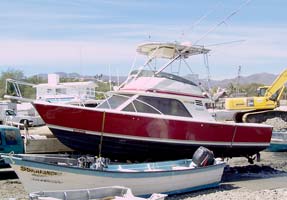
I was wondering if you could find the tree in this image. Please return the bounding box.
[26,75,46,84]
[60,77,80,83]
[227,83,236,96]
[241,83,263,96]
[96,81,112,99]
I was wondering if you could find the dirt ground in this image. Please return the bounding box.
[169,151,287,200]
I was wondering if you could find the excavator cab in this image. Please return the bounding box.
[257,86,284,102]
[256,86,268,97]
[269,86,285,102]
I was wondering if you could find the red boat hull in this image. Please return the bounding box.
[33,103,272,161]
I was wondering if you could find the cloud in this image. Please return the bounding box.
[0,39,135,66]
[0,23,286,78]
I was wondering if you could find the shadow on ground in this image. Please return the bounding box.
[0,170,18,180]
[222,164,287,182]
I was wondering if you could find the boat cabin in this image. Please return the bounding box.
[0,125,24,154]
[97,42,214,121]
[97,70,214,121]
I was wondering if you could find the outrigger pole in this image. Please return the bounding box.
[190,0,252,91]
[193,0,252,45]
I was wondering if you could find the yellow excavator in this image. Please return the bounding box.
[225,69,287,123]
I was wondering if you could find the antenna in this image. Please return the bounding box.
[203,53,211,91]
[205,39,246,47]
[116,67,119,87]
[193,0,252,45]
[108,65,112,91]
[236,65,242,95]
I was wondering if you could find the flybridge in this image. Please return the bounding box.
[136,42,210,59]
[118,41,212,92]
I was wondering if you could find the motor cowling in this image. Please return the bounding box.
[192,146,214,167]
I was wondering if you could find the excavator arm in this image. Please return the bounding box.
[264,69,287,100]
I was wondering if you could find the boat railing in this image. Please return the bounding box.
[18,154,78,166]
[4,78,102,107]
[4,79,36,103]
[117,42,211,91]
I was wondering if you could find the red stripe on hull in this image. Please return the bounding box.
[33,103,272,145]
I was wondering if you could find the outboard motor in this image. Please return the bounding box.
[77,156,97,168]
[90,157,110,170]
[192,146,214,167]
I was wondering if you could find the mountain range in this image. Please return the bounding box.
[208,72,276,88]
[35,72,278,89]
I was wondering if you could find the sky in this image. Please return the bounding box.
[0,0,286,80]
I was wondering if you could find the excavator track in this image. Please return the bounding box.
[233,109,269,123]
[240,110,287,123]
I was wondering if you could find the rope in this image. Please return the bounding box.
[8,151,15,164]
[98,111,106,157]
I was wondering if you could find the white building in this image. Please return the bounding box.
[36,74,97,102]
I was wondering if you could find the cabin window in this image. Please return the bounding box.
[56,88,66,95]
[270,88,281,101]
[97,94,130,109]
[90,88,95,96]
[123,100,160,114]
[4,130,18,145]
[47,89,52,94]
[123,96,191,117]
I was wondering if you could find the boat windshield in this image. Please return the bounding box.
[123,95,192,117]
[4,129,18,145]
[97,94,132,109]
[130,70,198,86]
[97,93,191,118]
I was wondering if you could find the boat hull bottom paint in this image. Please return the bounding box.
[50,128,267,161]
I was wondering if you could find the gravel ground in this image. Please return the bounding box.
[167,151,287,200]
[0,180,27,200]
[1,151,287,200]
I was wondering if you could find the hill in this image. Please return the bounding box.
[33,72,278,89]
[209,72,276,88]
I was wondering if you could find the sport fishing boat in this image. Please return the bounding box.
[30,42,272,162]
